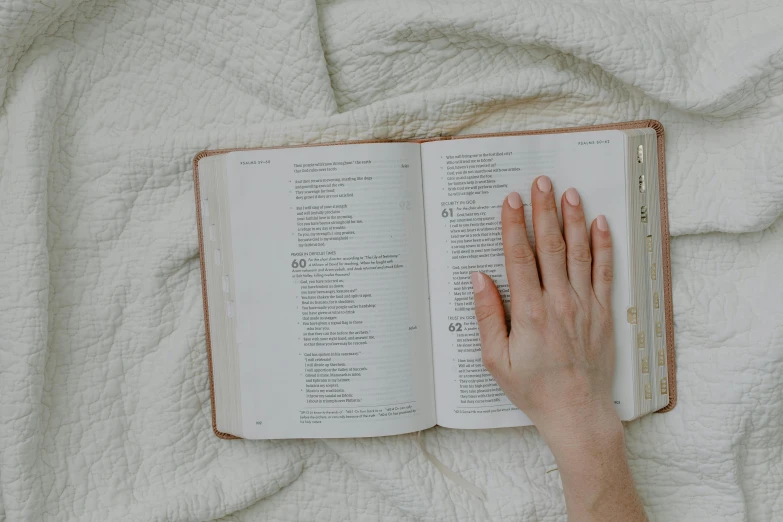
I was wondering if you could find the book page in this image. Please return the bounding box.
[420,131,634,429]
[225,142,435,438]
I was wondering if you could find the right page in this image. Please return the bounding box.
[420,131,636,429]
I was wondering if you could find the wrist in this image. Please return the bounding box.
[549,421,625,474]
[536,400,624,460]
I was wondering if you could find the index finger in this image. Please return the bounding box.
[502,192,542,306]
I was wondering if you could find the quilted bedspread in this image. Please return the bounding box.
[2,0,783,520]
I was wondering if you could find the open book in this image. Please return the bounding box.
[193,120,676,440]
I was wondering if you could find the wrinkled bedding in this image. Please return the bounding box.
[1,0,782,520]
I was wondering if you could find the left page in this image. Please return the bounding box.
[224,142,435,439]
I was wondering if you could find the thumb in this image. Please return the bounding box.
[471,272,509,375]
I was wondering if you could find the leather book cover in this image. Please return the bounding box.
[192,119,675,439]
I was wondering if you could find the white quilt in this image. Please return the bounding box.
[2,0,783,520]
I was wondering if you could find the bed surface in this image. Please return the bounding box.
[1,1,782,520]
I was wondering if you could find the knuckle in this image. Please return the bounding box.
[596,264,613,284]
[538,194,557,211]
[568,244,592,265]
[555,296,577,319]
[537,233,566,256]
[525,303,547,326]
[507,243,536,266]
[567,209,587,224]
[505,207,526,225]
[593,234,612,250]
[474,303,497,324]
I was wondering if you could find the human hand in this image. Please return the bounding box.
[471,175,647,520]
[471,175,620,452]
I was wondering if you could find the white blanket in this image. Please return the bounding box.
[2,1,782,520]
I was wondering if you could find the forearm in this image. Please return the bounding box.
[547,416,648,522]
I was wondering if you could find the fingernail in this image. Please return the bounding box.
[565,187,580,206]
[596,215,609,231]
[536,176,552,193]
[507,192,523,209]
[471,272,485,292]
